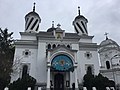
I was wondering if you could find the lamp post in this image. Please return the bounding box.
[110,54,120,89]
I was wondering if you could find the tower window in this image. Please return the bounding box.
[22,65,28,78]
[31,19,38,30]
[81,21,88,34]
[106,61,110,69]
[26,17,34,30]
[76,22,84,33]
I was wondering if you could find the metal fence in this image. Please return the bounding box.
[4,87,116,90]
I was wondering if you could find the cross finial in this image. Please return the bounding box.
[104,32,109,40]
[78,6,80,15]
[57,23,61,28]
[33,2,36,12]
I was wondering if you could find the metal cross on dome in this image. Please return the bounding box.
[57,24,61,28]
[104,32,109,40]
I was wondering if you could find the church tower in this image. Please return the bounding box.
[73,7,88,35]
[25,3,41,33]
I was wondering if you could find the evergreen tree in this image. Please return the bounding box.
[0,28,15,90]
[83,66,94,90]
[9,74,36,90]
[93,73,115,90]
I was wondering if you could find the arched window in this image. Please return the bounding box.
[67,45,70,48]
[57,44,60,47]
[87,66,92,74]
[22,65,28,78]
[48,44,51,49]
[52,44,56,49]
[106,61,110,69]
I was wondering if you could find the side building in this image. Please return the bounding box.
[98,36,120,86]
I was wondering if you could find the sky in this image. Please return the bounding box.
[0,0,120,45]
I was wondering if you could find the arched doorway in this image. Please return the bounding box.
[22,65,28,78]
[54,73,64,90]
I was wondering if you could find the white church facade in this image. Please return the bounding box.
[11,4,120,89]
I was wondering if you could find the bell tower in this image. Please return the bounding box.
[73,7,88,35]
[25,3,41,33]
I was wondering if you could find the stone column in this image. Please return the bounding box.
[47,67,50,89]
[74,67,78,89]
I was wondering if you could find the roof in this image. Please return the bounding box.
[74,15,88,22]
[100,39,119,47]
[25,11,40,19]
[98,38,120,53]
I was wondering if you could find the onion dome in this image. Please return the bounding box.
[25,3,41,33]
[73,7,88,35]
[47,21,56,32]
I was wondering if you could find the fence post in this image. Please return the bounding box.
[92,87,97,90]
[83,87,87,90]
[106,87,110,90]
[4,87,9,90]
[110,87,115,90]
[38,87,41,90]
[28,87,31,90]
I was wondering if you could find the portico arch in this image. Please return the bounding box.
[50,51,75,66]
[51,54,74,72]
[47,50,78,89]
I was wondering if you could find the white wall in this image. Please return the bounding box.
[11,45,38,82]
[77,50,100,83]
[36,41,47,83]
[21,34,37,40]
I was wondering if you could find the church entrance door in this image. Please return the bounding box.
[54,73,64,90]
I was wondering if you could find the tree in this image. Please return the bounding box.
[83,66,115,90]
[9,74,36,90]
[83,66,94,90]
[93,73,115,90]
[0,28,15,90]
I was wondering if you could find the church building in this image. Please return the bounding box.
[11,4,106,89]
[98,35,120,86]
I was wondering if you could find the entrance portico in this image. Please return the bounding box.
[46,46,78,89]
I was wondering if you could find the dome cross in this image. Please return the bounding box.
[104,32,109,40]
[57,24,61,28]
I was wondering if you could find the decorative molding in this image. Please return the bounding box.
[22,49,31,57]
[84,51,92,59]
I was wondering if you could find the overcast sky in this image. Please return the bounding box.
[0,0,120,45]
